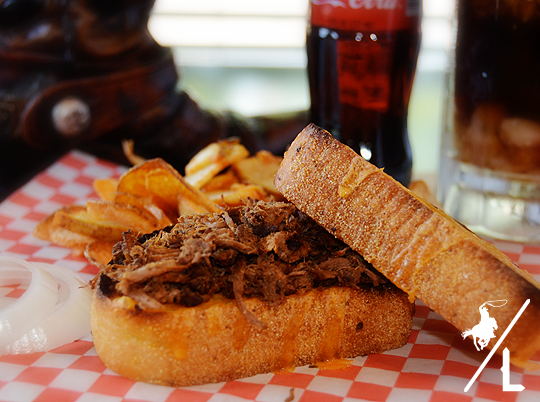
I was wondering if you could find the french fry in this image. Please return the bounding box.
[52,205,128,241]
[93,178,119,201]
[232,150,284,198]
[86,200,159,234]
[184,139,249,189]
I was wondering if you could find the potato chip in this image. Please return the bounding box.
[116,158,188,221]
[33,139,287,268]
[33,209,95,256]
[232,150,284,198]
[114,192,172,227]
[205,183,268,207]
[93,178,119,201]
[52,205,128,241]
[201,171,240,192]
[184,139,249,188]
[33,210,57,242]
[85,240,117,269]
[408,180,441,208]
[178,197,216,216]
[177,181,221,215]
[122,139,147,166]
[86,200,158,234]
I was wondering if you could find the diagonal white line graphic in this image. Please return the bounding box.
[464,299,530,392]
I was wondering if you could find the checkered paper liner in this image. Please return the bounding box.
[0,150,539,402]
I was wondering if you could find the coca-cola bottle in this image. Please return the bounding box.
[306,0,422,186]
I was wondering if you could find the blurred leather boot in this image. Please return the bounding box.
[0,0,308,200]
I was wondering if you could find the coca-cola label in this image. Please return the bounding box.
[336,39,392,112]
[311,0,421,31]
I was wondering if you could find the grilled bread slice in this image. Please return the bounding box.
[275,123,540,370]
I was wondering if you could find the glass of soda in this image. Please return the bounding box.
[439,0,540,242]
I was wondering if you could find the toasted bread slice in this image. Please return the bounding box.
[91,284,413,387]
[275,123,540,370]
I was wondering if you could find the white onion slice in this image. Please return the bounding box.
[0,258,93,355]
[0,268,32,309]
[0,257,58,350]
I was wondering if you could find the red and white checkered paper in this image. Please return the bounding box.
[0,150,539,402]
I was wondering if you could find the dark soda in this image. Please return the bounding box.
[306,1,422,186]
[453,0,540,174]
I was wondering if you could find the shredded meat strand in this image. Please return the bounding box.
[232,260,267,328]
[95,199,387,315]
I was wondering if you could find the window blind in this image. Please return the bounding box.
[148,0,455,70]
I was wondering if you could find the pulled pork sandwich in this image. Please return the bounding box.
[91,199,414,387]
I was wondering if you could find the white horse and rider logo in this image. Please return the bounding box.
[461,300,508,351]
[462,298,530,393]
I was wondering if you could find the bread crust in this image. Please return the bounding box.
[91,284,413,387]
[275,123,540,370]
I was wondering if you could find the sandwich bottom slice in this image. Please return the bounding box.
[90,199,414,387]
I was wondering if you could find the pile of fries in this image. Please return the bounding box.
[33,139,283,268]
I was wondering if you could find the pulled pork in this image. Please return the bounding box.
[95,199,386,314]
